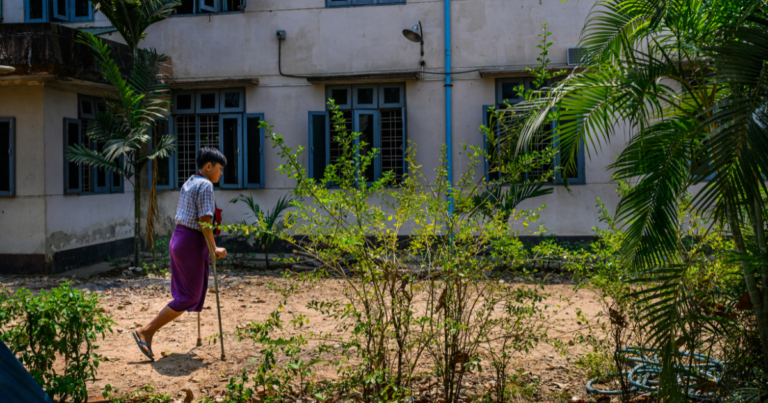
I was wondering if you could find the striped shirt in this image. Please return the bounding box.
[175,175,216,231]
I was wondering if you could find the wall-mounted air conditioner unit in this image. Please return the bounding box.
[567,47,588,66]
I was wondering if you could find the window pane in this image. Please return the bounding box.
[358,113,375,183]
[155,121,170,187]
[56,0,67,16]
[225,0,241,11]
[200,93,217,110]
[113,171,121,188]
[311,114,326,181]
[177,94,193,110]
[96,142,108,189]
[66,122,80,191]
[222,117,239,185]
[203,0,215,9]
[246,117,262,185]
[357,88,374,105]
[501,82,521,103]
[0,122,9,192]
[329,111,353,179]
[223,92,240,109]
[381,110,403,182]
[81,100,93,116]
[198,115,220,188]
[384,87,400,104]
[177,116,197,187]
[176,0,195,14]
[74,0,90,17]
[330,89,348,106]
[81,126,92,192]
[29,0,44,19]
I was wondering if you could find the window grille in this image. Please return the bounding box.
[177,115,197,188]
[81,127,92,193]
[329,111,353,178]
[380,109,404,182]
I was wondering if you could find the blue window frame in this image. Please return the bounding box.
[485,77,586,185]
[148,118,175,190]
[25,0,93,22]
[310,83,407,184]
[0,117,15,197]
[326,0,404,7]
[172,0,243,16]
[111,156,125,193]
[170,88,261,189]
[244,114,265,188]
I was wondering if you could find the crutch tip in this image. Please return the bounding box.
[196,338,202,347]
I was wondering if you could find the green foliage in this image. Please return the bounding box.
[0,282,114,403]
[229,194,297,269]
[102,384,173,403]
[87,0,180,53]
[211,92,562,403]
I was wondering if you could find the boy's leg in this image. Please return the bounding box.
[135,305,185,357]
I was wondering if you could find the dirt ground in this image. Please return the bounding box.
[0,267,607,403]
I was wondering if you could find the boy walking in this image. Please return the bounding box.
[133,147,228,360]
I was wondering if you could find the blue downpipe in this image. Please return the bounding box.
[444,0,453,215]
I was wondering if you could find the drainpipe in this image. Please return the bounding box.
[444,0,453,214]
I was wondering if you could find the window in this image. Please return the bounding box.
[326,0,404,7]
[167,88,264,189]
[0,118,15,197]
[309,83,407,185]
[25,0,93,22]
[63,96,124,195]
[172,0,243,15]
[484,78,585,185]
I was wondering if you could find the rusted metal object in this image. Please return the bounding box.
[0,23,132,83]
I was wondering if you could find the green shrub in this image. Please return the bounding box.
[0,281,114,403]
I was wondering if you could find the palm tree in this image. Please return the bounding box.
[66,0,179,266]
[230,194,297,270]
[68,35,176,267]
[499,0,768,375]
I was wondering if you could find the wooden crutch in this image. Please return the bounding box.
[203,235,226,360]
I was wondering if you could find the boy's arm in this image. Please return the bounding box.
[200,215,227,259]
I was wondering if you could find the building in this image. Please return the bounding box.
[0,0,627,274]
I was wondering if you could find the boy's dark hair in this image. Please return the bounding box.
[197,147,227,169]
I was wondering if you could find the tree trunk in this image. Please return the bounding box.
[134,169,142,267]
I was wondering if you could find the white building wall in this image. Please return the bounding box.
[0,85,47,256]
[140,0,627,237]
[42,87,135,260]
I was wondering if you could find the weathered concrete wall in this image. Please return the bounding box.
[137,0,628,237]
[0,85,47,256]
[42,87,134,261]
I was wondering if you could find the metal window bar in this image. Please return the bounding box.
[177,115,197,188]
[526,125,553,182]
[199,115,220,149]
[329,110,353,178]
[380,109,404,182]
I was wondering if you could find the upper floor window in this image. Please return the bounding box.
[154,88,265,190]
[309,83,407,185]
[25,0,94,23]
[172,0,243,16]
[64,95,125,195]
[326,0,405,7]
[483,78,585,185]
[0,117,15,197]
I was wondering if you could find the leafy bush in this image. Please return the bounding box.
[0,282,114,403]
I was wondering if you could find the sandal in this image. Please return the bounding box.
[132,331,154,362]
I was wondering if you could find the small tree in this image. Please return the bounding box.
[67,0,179,266]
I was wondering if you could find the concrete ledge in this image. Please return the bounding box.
[51,238,133,274]
[305,71,421,85]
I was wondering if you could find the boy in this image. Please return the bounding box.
[133,147,228,360]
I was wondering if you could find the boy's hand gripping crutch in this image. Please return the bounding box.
[203,233,226,361]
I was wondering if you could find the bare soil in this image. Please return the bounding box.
[0,268,608,403]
